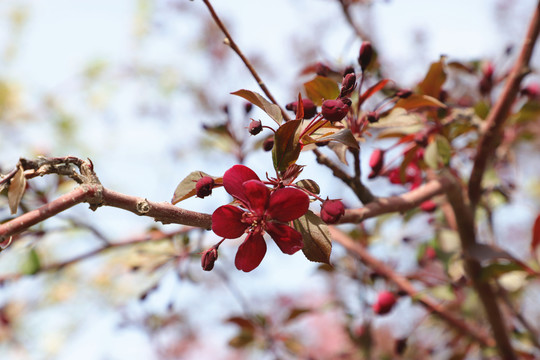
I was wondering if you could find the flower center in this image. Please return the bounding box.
[241,211,266,234]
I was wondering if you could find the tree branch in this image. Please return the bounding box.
[468,0,540,208]
[329,227,495,348]
[201,0,291,122]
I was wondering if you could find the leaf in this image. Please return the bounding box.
[8,164,26,215]
[304,76,340,106]
[316,129,359,149]
[370,107,422,128]
[418,56,447,97]
[395,94,446,110]
[467,243,518,263]
[294,179,320,195]
[284,308,311,323]
[480,263,525,282]
[328,142,349,165]
[231,89,283,124]
[424,135,451,169]
[21,248,41,275]
[293,210,332,264]
[531,214,540,253]
[226,316,256,332]
[358,79,390,108]
[171,171,221,204]
[272,119,302,173]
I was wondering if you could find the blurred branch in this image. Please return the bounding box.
[337,0,370,41]
[468,0,540,208]
[329,227,495,348]
[444,172,516,359]
[339,176,452,223]
[313,148,375,204]
[201,0,291,122]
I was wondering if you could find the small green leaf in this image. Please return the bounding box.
[21,248,40,275]
[272,120,302,173]
[424,135,451,169]
[480,263,525,282]
[304,76,340,106]
[171,171,220,204]
[295,179,320,195]
[231,89,283,124]
[293,210,332,264]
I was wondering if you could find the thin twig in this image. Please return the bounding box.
[468,0,540,208]
[201,0,290,122]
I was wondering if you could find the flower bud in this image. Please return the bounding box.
[520,83,540,99]
[285,99,317,119]
[263,136,274,151]
[420,200,437,213]
[321,199,345,224]
[369,149,385,177]
[196,176,215,198]
[315,62,331,77]
[244,102,253,114]
[373,291,397,315]
[358,41,373,71]
[248,119,263,135]
[322,98,350,123]
[366,111,379,123]
[201,247,218,271]
[340,73,357,97]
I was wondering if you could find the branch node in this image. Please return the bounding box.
[136,199,151,214]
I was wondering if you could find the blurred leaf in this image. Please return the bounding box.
[304,76,340,106]
[295,179,320,195]
[231,89,283,124]
[474,101,490,119]
[21,248,40,275]
[418,56,447,97]
[226,316,256,332]
[272,119,302,173]
[395,94,446,110]
[467,243,517,263]
[228,331,254,348]
[429,284,456,301]
[284,307,311,323]
[358,79,390,107]
[424,135,451,169]
[480,263,525,282]
[513,100,540,124]
[171,171,221,204]
[531,214,540,253]
[293,210,332,264]
[328,142,349,165]
[8,164,26,215]
[316,129,359,149]
[370,107,422,128]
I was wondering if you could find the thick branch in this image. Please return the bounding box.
[339,176,452,223]
[468,1,540,207]
[329,227,495,348]
[201,0,291,122]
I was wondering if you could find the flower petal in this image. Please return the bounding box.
[266,222,304,255]
[223,165,260,205]
[235,232,267,272]
[242,180,270,215]
[212,205,248,238]
[267,187,310,222]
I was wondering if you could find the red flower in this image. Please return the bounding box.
[212,165,310,272]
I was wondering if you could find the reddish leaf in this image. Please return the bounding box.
[231,89,283,124]
[418,57,447,97]
[358,79,390,108]
[295,93,304,120]
[531,214,540,253]
[304,76,340,106]
[272,120,302,173]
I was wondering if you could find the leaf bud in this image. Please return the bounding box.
[320,199,345,224]
[322,98,350,123]
[358,41,373,71]
[196,176,215,198]
[248,119,263,135]
[373,291,397,315]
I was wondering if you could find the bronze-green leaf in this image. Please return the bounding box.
[295,179,320,195]
[293,210,332,264]
[231,89,283,124]
[317,129,359,149]
[272,119,302,173]
[171,171,221,204]
[304,76,340,106]
[418,56,447,97]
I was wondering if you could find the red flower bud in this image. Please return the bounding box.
[358,41,373,71]
[263,136,274,151]
[315,62,331,77]
[196,176,215,198]
[286,99,317,119]
[420,200,437,213]
[321,199,345,224]
[244,102,253,114]
[366,111,379,123]
[201,246,218,271]
[520,83,540,99]
[340,73,357,97]
[322,98,350,123]
[369,149,385,177]
[248,119,263,135]
[373,291,397,315]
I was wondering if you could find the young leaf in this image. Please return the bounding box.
[370,108,422,128]
[424,135,451,169]
[395,94,446,110]
[8,164,26,215]
[304,76,340,106]
[531,214,540,253]
[358,78,390,108]
[293,210,332,264]
[316,129,359,149]
[231,89,283,124]
[418,57,447,97]
[294,179,320,195]
[272,119,302,173]
[21,248,41,275]
[171,171,221,204]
